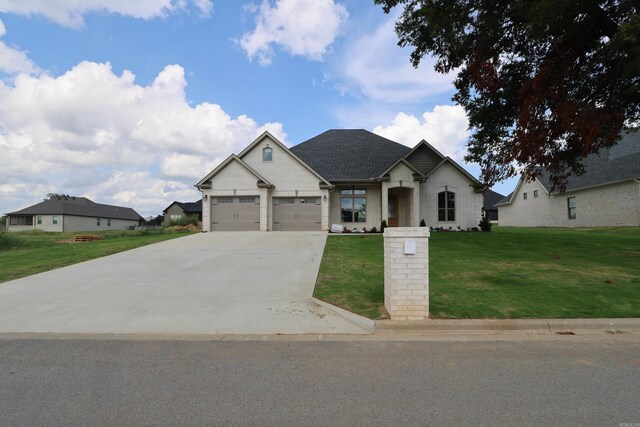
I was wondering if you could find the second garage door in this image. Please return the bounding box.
[211,196,260,231]
[273,197,321,231]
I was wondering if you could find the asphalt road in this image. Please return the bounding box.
[2,339,639,426]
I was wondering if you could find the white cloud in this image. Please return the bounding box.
[0,18,40,75]
[0,61,287,216]
[240,0,348,66]
[340,16,454,103]
[373,105,470,161]
[0,0,213,28]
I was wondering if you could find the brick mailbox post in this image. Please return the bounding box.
[383,227,430,320]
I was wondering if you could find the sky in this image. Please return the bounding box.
[0,0,517,218]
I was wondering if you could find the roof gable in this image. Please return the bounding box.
[404,140,445,174]
[426,157,482,188]
[195,154,272,189]
[290,129,411,181]
[379,157,425,179]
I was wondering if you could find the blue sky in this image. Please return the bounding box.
[0,0,517,217]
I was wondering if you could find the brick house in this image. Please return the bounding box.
[195,129,484,232]
[496,132,640,227]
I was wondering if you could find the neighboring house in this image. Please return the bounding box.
[496,132,640,227]
[5,197,141,232]
[195,129,483,232]
[162,200,203,226]
[483,189,505,221]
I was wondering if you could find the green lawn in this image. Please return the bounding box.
[313,227,640,319]
[0,229,192,283]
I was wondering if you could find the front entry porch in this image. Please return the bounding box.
[386,187,413,227]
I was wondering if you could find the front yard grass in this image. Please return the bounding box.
[313,227,640,319]
[0,229,192,283]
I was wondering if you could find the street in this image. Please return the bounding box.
[2,338,639,426]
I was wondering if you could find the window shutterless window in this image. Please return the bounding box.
[37,216,42,225]
[340,188,366,222]
[97,218,101,226]
[567,197,576,219]
[533,190,538,198]
[263,147,272,162]
[107,219,111,227]
[438,191,455,221]
[52,216,58,225]
[523,192,528,200]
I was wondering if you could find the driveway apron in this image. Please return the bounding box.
[0,232,370,334]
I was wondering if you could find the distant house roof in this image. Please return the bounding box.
[290,129,411,181]
[163,200,202,214]
[483,190,505,209]
[7,197,141,220]
[537,131,640,193]
[496,131,640,206]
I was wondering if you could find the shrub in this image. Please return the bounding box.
[381,220,387,233]
[479,215,492,232]
[0,231,26,251]
[420,219,426,227]
[168,215,199,227]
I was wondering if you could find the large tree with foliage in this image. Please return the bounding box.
[376,0,639,189]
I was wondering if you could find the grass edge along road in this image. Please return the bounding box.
[313,227,640,319]
[0,229,192,283]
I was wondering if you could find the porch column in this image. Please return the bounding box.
[412,185,420,227]
[381,182,390,227]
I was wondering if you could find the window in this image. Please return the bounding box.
[263,146,272,162]
[37,216,42,225]
[340,188,366,222]
[9,215,33,226]
[97,218,101,226]
[239,197,257,203]
[567,197,576,219]
[275,197,294,205]
[523,192,528,200]
[52,216,58,225]
[438,191,455,221]
[107,219,111,227]
[534,190,538,198]
[170,214,182,221]
[216,197,233,204]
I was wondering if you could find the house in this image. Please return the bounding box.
[195,129,484,232]
[496,132,640,227]
[5,197,141,232]
[162,200,203,226]
[483,189,505,221]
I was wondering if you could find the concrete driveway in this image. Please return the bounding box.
[0,232,373,335]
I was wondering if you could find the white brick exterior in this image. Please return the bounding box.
[420,162,483,229]
[200,134,329,231]
[382,162,421,228]
[499,179,640,227]
[384,227,429,320]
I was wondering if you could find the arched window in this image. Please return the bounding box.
[263,146,272,162]
[438,191,455,221]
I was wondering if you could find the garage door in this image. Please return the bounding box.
[211,196,260,231]
[273,197,321,231]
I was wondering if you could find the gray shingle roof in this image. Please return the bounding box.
[483,189,505,209]
[7,197,141,221]
[290,129,411,180]
[177,200,202,213]
[538,131,640,192]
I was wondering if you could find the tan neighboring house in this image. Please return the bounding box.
[496,132,640,227]
[195,129,484,232]
[5,197,141,232]
[162,200,203,226]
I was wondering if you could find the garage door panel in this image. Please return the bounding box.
[273,197,321,231]
[211,197,260,231]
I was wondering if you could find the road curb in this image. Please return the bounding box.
[376,318,640,332]
[312,298,376,333]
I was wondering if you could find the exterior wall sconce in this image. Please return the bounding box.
[203,195,208,200]
[322,194,327,202]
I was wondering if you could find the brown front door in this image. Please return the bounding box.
[388,195,398,227]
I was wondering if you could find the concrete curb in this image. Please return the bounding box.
[376,318,640,332]
[312,298,376,333]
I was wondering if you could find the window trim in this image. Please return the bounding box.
[438,190,456,222]
[567,197,576,219]
[262,146,273,162]
[340,187,367,223]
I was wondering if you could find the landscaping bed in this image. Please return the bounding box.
[313,227,640,319]
[0,228,192,283]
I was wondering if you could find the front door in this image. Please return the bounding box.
[388,195,398,227]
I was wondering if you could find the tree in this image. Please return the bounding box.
[375,0,640,190]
